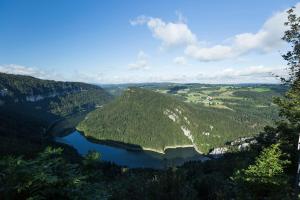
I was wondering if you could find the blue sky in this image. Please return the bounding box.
[0,0,299,83]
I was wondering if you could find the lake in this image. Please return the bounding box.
[55,131,210,169]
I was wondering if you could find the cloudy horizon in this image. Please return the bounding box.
[0,0,298,84]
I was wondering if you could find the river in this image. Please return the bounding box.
[55,131,210,169]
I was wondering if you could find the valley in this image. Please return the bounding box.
[0,72,297,200]
[1,2,299,198]
[0,72,283,159]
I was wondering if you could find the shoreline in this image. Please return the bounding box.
[76,129,203,155]
[142,144,196,154]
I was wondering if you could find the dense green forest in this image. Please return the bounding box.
[78,86,281,153]
[0,72,112,117]
[0,73,112,156]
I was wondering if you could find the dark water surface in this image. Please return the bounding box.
[56,131,209,169]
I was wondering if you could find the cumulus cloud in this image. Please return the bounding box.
[195,65,286,83]
[173,56,187,65]
[184,45,235,62]
[184,5,299,62]
[216,65,281,78]
[130,16,197,47]
[123,65,283,84]
[134,65,283,83]
[0,64,105,83]
[0,64,65,81]
[97,65,285,84]
[128,51,149,70]
[132,3,300,62]
[0,64,44,77]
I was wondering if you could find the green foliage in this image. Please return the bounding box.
[275,80,300,125]
[0,72,112,156]
[0,147,109,200]
[78,87,192,152]
[85,150,101,161]
[233,144,290,184]
[83,151,101,170]
[78,87,280,153]
[232,144,292,199]
[282,8,300,83]
[0,72,112,118]
[48,89,112,117]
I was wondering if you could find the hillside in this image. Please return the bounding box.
[77,87,274,153]
[0,72,112,155]
[0,72,113,115]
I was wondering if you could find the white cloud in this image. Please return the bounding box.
[94,65,285,84]
[0,64,114,84]
[130,16,197,47]
[195,65,287,83]
[0,64,65,81]
[216,66,280,78]
[0,63,286,84]
[128,51,149,70]
[185,4,300,61]
[0,64,44,77]
[121,65,284,84]
[132,3,300,62]
[173,56,187,65]
[185,45,235,62]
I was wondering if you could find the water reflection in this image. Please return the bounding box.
[56,131,209,169]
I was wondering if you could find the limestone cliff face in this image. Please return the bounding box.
[0,72,109,104]
[1,84,89,103]
[24,89,83,102]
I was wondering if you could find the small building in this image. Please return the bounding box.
[207,96,213,101]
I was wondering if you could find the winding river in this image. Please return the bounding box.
[55,131,210,169]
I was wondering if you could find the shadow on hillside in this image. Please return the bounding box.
[84,135,146,152]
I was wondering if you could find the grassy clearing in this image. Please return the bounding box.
[248,87,271,92]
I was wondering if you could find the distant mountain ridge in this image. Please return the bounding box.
[0,72,112,116]
[0,72,103,102]
[0,73,281,155]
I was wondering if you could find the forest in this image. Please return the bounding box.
[78,85,282,153]
[0,7,300,200]
[0,73,112,156]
